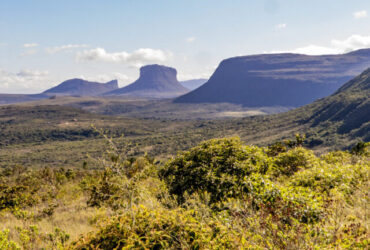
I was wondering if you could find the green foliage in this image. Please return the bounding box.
[14,225,70,250]
[72,205,239,249]
[0,136,368,249]
[266,133,306,156]
[237,174,323,223]
[160,137,271,203]
[350,141,370,156]
[47,227,70,249]
[0,167,79,212]
[271,147,317,177]
[290,157,368,196]
[0,230,20,250]
[84,133,157,210]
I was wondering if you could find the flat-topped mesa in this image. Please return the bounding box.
[139,64,178,85]
[43,78,118,96]
[105,64,189,98]
[175,48,370,107]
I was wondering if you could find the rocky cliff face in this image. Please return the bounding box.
[44,79,118,96]
[175,49,370,107]
[105,64,189,98]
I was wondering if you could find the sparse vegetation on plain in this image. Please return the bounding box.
[0,136,368,249]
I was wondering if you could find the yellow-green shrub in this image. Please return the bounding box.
[72,205,241,249]
[160,137,271,203]
[271,147,317,177]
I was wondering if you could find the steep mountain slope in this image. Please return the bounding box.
[229,67,370,148]
[105,64,189,98]
[175,49,370,107]
[44,79,118,96]
[180,79,207,90]
[302,68,370,142]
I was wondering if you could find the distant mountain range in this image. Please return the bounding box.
[104,64,189,98]
[2,49,370,106]
[44,79,118,96]
[175,49,370,107]
[180,79,207,90]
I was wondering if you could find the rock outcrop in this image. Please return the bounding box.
[105,65,189,98]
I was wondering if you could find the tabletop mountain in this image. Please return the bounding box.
[104,64,189,98]
[43,79,118,96]
[175,49,370,107]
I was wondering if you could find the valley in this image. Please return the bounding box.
[0,10,369,247]
[1,67,368,171]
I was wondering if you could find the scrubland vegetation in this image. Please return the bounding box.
[0,136,368,249]
[0,69,368,249]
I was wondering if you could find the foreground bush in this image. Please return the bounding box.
[0,136,368,249]
[160,137,270,203]
[271,147,317,177]
[72,205,240,249]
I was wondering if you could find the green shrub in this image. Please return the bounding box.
[271,147,317,177]
[86,155,156,210]
[289,161,368,195]
[239,173,323,223]
[72,205,240,249]
[0,230,20,250]
[350,141,370,156]
[0,185,37,211]
[160,137,271,203]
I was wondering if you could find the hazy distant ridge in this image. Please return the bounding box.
[44,79,118,96]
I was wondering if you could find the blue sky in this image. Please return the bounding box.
[1,0,370,93]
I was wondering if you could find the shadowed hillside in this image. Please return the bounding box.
[44,79,118,96]
[175,49,370,107]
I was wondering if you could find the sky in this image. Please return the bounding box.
[1,0,370,93]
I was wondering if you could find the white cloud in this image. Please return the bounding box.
[186,37,196,43]
[0,68,49,93]
[331,34,370,52]
[177,66,216,81]
[20,49,38,57]
[23,43,39,48]
[285,45,338,55]
[271,34,370,55]
[276,23,287,29]
[76,47,172,67]
[353,10,367,19]
[17,69,49,78]
[46,44,89,54]
[21,43,39,56]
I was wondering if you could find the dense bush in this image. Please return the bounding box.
[271,147,317,177]
[160,137,271,203]
[290,158,368,195]
[0,136,368,249]
[72,206,240,249]
[237,173,323,223]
